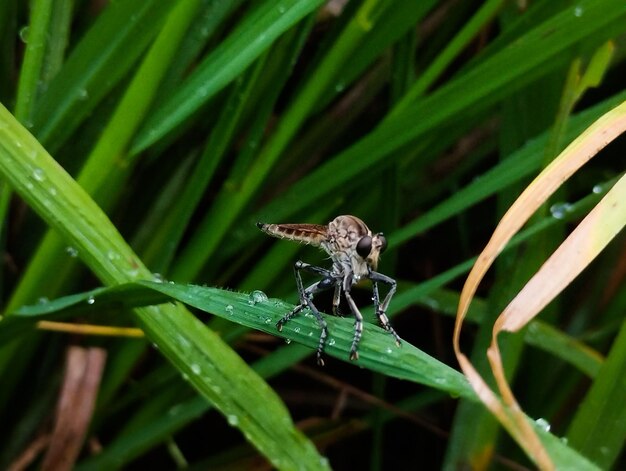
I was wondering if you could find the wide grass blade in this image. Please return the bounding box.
[0,104,328,470]
[4,279,602,470]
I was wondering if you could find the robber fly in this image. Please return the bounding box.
[257,215,401,365]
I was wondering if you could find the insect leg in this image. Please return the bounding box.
[369,271,401,347]
[331,283,341,316]
[342,275,364,361]
[276,261,336,365]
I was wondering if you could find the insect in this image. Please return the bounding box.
[257,215,401,365]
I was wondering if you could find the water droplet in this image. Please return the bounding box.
[308,331,314,337]
[385,347,393,354]
[425,298,440,310]
[38,297,49,304]
[294,327,300,333]
[48,187,57,196]
[86,296,95,305]
[227,414,239,426]
[535,417,551,432]
[560,436,568,445]
[335,82,346,93]
[168,404,182,416]
[32,168,45,182]
[78,88,88,100]
[592,184,603,194]
[19,26,29,43]
[550,202,572,219]
[264,317,272,324]
[153,273,164,283]
[574,5,583,17]
[248,290,268,305]
[285,338,291,344]
[190,363,201,375]
[225,304,234,315]
[277,5,286,14]
[65,246,78,257]
[328,338,336,346]
[107,250,120,261]
[181,372,189,381]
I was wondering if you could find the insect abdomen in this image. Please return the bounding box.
[256,222,327,247]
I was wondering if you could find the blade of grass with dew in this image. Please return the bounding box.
[9,0,204,310]
[7,280,603,470]
[390,0,504,117]
[32,0,176,152]
[14,0,54,125]
[156,0,245,97]
[0,0,209,413]
[315,0,436,113]
[131,0,325,153]
[0,104,329,471]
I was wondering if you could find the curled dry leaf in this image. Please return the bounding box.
[454,100,626,470]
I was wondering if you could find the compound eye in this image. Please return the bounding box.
[378,235,387,253]
[356,236,372,258]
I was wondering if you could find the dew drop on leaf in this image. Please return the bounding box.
[248,290,268,305]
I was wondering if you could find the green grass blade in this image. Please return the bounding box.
[255,0,626,225]
[567,319,626,468]
[14,0,54,124]
[6,279,604,470]
[7,0,204,311]
[32,0,176,151]
[0,104,329,471]
[391,0,504,116]
[131,0,325,153]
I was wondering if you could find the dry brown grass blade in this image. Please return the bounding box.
[41,346,106,471]
[454,99,626,470]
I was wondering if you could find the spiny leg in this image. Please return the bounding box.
[277,261,336,365]
[370,271,401,347]
[331,282,341,316]
[342,275,364,361]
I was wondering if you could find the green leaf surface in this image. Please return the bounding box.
[10,280,476,398]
